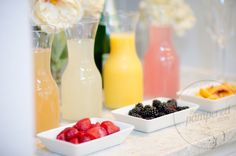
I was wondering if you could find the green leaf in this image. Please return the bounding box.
[51,31,67,62]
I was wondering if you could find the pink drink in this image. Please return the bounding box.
[143,26,179,99]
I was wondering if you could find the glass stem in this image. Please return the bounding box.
[218,46,226,81]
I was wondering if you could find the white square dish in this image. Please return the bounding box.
[111,98,199,133]
[37,118,134,156]
[177,82,236,112]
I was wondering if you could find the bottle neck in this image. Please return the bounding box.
[149,26,173,49]
[110,32,136,55]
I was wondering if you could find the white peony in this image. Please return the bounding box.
[32,0,83,32]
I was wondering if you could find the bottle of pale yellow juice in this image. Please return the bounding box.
[103,12,143,109]
[34,49,60,133]
[61,18,103,121]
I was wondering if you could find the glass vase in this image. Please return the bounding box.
[33,25,60,133]
[61,17,103,121]
[143,26,179,99]
[103,11,143,109]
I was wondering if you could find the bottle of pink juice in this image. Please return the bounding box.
[143,26,179,99]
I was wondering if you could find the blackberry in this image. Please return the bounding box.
[167,99,177,105]
[152,99,161,108]
[182,106,189,109]
[176,106,189,111]
[164,107,176,114]
[143,105,152,110]
[145,117,155,120]
[157,112,166,117]
[150,107,159,118]
[133,106,142,114]
[129,108,142,115]
[141,106,159,119]
[176,107,181,111]
[167,99,177,110]
[128,110,133,115]
[128,109,138,115]
[164,100,178,114]
[130,113,142,118]
[148,107,159,118]
[128,99,186,120]
[135,103,143,109]
[157,102,167,112]
[140,105,152,118]
[140,112,147,118]
[140,109,151,118]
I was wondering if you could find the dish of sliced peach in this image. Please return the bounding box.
[196,82,236,100]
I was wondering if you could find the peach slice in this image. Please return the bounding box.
[197,82,236,100]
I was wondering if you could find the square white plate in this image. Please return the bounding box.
[111,97,199,133]
[37,118,134,156]
[177,82,236,112]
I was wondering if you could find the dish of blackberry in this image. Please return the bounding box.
[128,99,189,120]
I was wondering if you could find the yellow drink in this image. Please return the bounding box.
[103,33,143,109]
[34,49,60,133]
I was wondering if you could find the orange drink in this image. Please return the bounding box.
[34,49,60,133]
[103,12,143,109]
[103,32,143,109]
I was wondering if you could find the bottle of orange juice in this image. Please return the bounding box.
[103,12,143,109]
[33,26,60,133]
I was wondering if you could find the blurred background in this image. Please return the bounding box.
[114,0,236,79]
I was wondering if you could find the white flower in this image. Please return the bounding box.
[140,0,196,36]
[32,0,83,32]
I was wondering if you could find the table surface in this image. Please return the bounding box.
[36,108,236,156]
[36,67,236,156]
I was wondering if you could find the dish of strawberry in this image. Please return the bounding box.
[56,118,120,144]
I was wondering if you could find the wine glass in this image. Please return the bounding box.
[205,0,235,80]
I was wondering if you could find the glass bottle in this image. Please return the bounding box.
[205,0,235,80]
[103,11,143,109]
[61,18,103,121]
[33,25,60,133]
[94,14,110,76]
[143,26,179,99]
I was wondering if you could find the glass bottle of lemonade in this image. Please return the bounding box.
[103,12,143,109]
[33,27,60,133]
[61,18,103,121]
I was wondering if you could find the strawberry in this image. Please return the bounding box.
[101,121,120,135]
[65,127,79,140]
[77,131,93,143]
[90,122,100,128]
[56,119,120,144]
[86,126,107,139]
[56,132,66,141]
[80,135,92,143]
[69,138,79,144]
[74,118,92,131]
[56,127,71,141]
[77,131,86,139]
